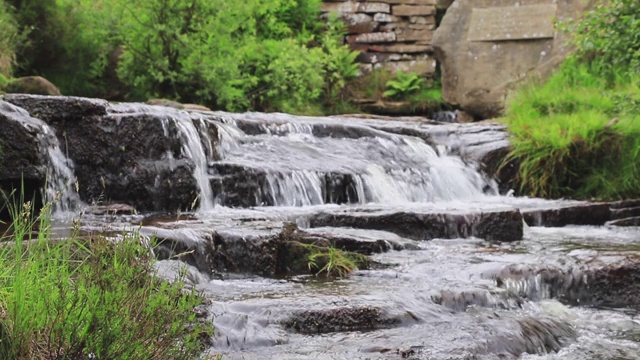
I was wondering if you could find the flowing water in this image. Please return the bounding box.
[1,101,81,215]
[14,102,640,359]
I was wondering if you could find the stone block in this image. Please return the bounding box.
[321,2,391,14]
[396,27,433,42]
[368,44,432,53]
[382,59,437,75]
[409,16,436,25]
[346,32,396,44]
[392,4,436,16]
[373,13,399,22]
[378,0,436,4]
[358,2,390,13]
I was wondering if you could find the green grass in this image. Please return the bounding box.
[0,192,212,360]
[304,244,368,278]
[501,59,640,200]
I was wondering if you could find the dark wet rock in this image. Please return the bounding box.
[607,217,640,227]
[522,202,611,227]
[491,263,640,310]
[282,306,416,334]
[4,76,61,96]
[0,101,47,203]
[609,199,640,209]
[143,227,218,276]
[209,231,277,276]
[4,94,108,120]
[85,203,136,215]
[210,164,364,207]
[304,228,416,254]
[610,206,640,221]
[310,208,524,242]
[2,95,200,211]
[585,265,640,310]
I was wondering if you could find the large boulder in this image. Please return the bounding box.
[432,0,594,119]
[4,76,61,96]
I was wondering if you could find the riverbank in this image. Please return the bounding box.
[500,60,640,201]
[0,197,211,359]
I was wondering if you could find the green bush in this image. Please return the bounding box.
[568,0,640,79]
[5,0,359,113]
[0,1,22,79]
[113,0,358,113]
[0,195,211,359]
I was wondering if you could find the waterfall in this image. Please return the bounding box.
[210,112,496,207]
[170,115,214,212]
[2,102,81,215]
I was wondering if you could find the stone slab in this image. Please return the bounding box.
[468,4,557,42]
[320,2,390,14]
[372,44,432,53]
[347,32,396,44]
[382,59,437,74]
[392,4,436,16]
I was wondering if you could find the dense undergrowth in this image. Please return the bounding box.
[0,194,211,360]
[501,0,640,200]
[0,0,442,115]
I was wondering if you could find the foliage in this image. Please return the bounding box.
[502,59,640,199]
[111,0,358,113]
[0,1,22,79]
[383,71,424,99]
[305,244,368,278]
[503,0,640,200]
[565,0,640,79]
[3,0,360,113]
[0,191,211,359]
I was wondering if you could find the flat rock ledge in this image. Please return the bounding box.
[309,208,524,242]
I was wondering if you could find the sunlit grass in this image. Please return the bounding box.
[501,59,640,200]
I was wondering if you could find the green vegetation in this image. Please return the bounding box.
[0,193,211,359]
[0,1,22,84]
[1,0,362,114]
[305,243,369,278]
[501,0,640,200]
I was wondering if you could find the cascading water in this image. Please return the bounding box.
[1,101,80,215]
[111,103,216,212]
[208,112,497,207]
[8,96,637,359]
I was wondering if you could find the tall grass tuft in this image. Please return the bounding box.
[502,59,640,200]
[0,190,211,360]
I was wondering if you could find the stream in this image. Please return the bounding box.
[5,97,639,359]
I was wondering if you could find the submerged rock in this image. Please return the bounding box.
[282,306,417,334]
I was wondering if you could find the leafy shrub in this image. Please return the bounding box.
[568,0,640,78]
[114,0,358,113]
[0,1,22,79]
[0,195,211,359]
[383,71,424,99]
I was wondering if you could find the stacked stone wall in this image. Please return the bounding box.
[320,0,442,77]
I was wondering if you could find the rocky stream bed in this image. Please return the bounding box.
[2,95,640,359]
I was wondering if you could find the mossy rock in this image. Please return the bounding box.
[5,76,61,96]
